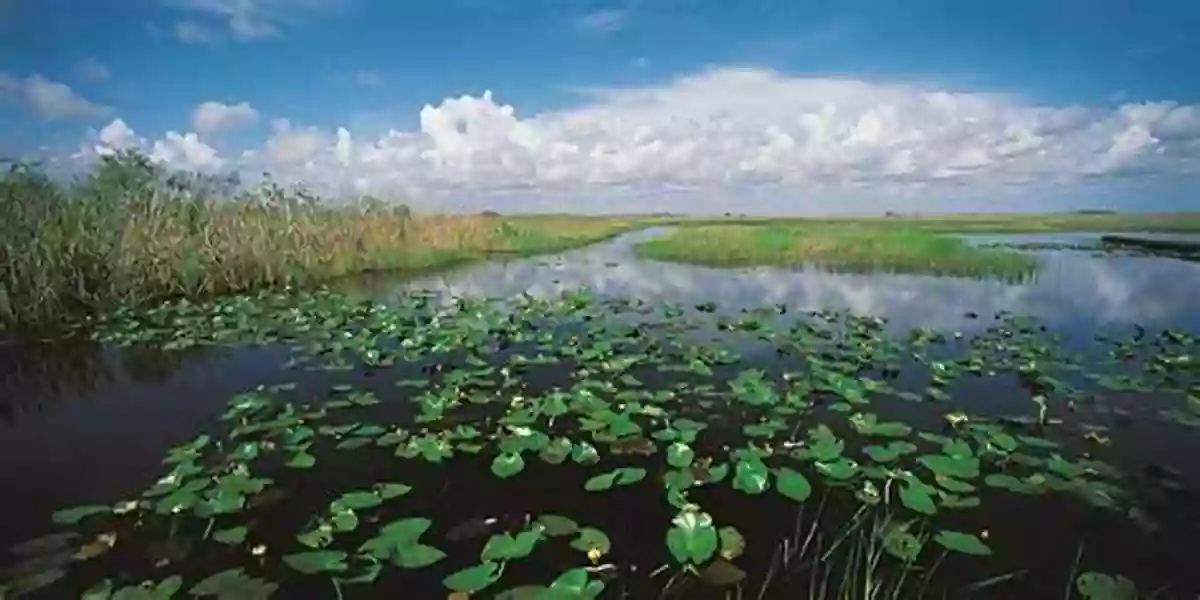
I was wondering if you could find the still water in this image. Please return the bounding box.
[1,229,1198,598]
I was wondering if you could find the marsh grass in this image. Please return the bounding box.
[671,212,1200,234]
[635,225,1039,280]
[0,154,638,332]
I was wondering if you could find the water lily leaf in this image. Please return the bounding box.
[190,566,274,600]
[495,585,551,599]
[614,467,647,485]
[212,526,248,545]
[899,481,938,515]
[394,544,447,568]
[1076,572,1137,600]
[775,467,813,502]
[569,528,611,556]
[81,579,113,600]
[443,561,502,594]
[481,530,541,562]
[491,452,525,478]
[51,504,110,524]
[699,559,747,587]
[984,473,1037,494]
[815,458,859,481]
[584,472,617,492]
[933,530,992,556]
[375,483,412,499]
[283,550,349,574]
[918,454,980,480]
[547,568,605,598]
[881,524,923,561]
[332,509,359,532]
[572,442,600,465]
[667,441,696,468]
[536,514,579,537]
[665,510,718,565]
[717,526,745,560]
[285,452,316,469]
[333,491,383,511]
[732,458,770,494]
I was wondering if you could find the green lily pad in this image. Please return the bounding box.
[491,452,526,478]
[774,467,813,502]
[283,550,349,574]
[933,530,992,555]
[443,561,502,593]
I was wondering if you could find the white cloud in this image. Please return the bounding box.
[150,132,223,170]
[0,73,107,120]
[78,67,1200,211]
[355,70,382,87]
[75,58,111,83]
[263,118,328,164]
[167,0,342,41]
[191,101,259,134]
[75,119,221,172]
[574,9,627,34]
[174,19,218,44]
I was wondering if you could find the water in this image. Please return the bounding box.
[2,229,1198,598]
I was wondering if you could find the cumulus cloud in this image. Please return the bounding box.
[75,119,221,172]
[75,58,111,83]
[78,67,1200,211]
[167,0,342,41]
[191,101,259,134]
[0,73,107,120]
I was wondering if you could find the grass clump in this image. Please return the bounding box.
[635,224,1039,279]
[0,153,640,333]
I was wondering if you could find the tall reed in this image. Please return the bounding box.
[0,152,496,332]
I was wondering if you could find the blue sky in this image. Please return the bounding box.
[2,0,1199,213]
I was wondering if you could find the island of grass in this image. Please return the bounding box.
[635,224,1040,280]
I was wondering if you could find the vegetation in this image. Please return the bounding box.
[670,211,1200,233]
[0,153,641,333]
[635,225,1040,279]
[4,289,1193,598]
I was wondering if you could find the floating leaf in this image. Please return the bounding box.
[51,504,110,524]
[443,561,502,594]
[491,452,525,478]
[775,467,813,503]
[933,530,992,556]
[212,526,248,545]
[665,510,719,565]
[283,550,349,574]
[667,442,695,468]
[536,514,579,537]
[1076,572,1137,600]
[899,481,938,516]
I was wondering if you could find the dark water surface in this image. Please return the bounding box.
[2,229,1198,598]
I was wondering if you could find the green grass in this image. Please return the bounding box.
[635,225,1041,279]
[0,154,645,333]
[658,211,1200,233]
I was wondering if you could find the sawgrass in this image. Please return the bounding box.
[635,224,1039,280]
[0,154,640,332]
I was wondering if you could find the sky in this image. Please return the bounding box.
[2,0,1199,214]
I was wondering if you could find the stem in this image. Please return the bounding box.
[1063,542,1085,600]
[332,578,344,600]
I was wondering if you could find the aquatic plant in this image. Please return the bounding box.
[3,289,1194,598]
[634,225,1041,280]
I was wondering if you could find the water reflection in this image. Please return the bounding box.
[351,229,1200,335]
